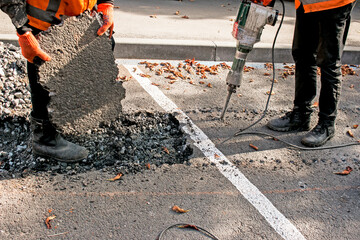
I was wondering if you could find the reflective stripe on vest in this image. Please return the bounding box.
[295,0,355,13]
[26,0,97,31]
[27,0,62,26]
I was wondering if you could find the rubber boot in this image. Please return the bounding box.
[31,117,88,162]
[267,109,311,132]
[301,121,335,147]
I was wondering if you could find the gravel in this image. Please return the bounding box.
[0,42,192,179]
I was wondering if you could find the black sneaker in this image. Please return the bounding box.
[301,122,335,147]
[267,110,311,132]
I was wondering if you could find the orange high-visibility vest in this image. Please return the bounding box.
[295,0,355,13]
[26,0,97,30]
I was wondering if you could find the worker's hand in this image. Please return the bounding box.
[251,0,274,6]
[97,3,114,38]
[17,31,51,63]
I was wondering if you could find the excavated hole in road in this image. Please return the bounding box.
[0,112,193,178]
[0,42,192,178]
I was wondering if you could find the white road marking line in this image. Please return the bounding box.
[124,64,306,240]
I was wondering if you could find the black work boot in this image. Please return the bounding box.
[267,110,311,132]
[301,121,335,147]
[31,117,88,162]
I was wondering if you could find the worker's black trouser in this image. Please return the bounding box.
[28,36,115,120]
[292,2,355,124]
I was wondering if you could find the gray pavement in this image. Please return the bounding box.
[1,59,359,240]
[0,0,359,63]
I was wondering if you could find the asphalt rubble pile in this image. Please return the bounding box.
[0,42,192,178]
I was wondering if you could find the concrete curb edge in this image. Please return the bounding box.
[1,35,359,64]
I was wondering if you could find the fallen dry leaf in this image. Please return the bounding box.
[199,81,205,84]
[185,58,197,66]
[48,209,53,214]
[172,205,190,213]
[249,144,258,151]
[107,173,123,181]
[312,101,319,108]
[139,73,151,78]
[117,76,131,81]
[244,66,255,72]
[264,72,271,76]
[150,15,157,18]
[163,147,170,154]
[214,153,220,158]
[265,63,273,70]
[151,83,160,86]
[341,64,358,76]
[334,166,353,175]
[145,163,151,169]
[45,215,56,229]
[220,62,231,69]
[353,125,358,129]
[347,130,355,138]
[182,15,189,19]
[207,83,213,88]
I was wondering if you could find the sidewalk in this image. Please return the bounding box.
[0,0,359,63]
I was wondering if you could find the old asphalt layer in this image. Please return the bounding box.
[1,58,359,239]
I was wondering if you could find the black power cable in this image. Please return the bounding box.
[156,223,219,240]
[232,131,360,150]
[225,0,360,150]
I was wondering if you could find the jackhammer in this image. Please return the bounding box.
[220,0,279,120]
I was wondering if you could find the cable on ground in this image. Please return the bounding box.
[156,223,219,240]
[232,131,360,150]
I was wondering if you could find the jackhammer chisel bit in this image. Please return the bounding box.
[220,0,278,120]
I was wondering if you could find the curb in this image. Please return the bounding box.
[1,35,359,64]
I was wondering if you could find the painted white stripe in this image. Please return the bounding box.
[124,64,306,240]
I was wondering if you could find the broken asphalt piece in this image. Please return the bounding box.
[37,11,124,134]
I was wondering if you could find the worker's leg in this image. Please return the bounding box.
[27,61,50,120]
[27,61,88,162]
[292,5,319,114]
[317,2,354,124]
[301,2,355,147]
[267,5,318,132]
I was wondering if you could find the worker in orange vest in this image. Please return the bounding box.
[0,0,114,162]
[267,0,356,147]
